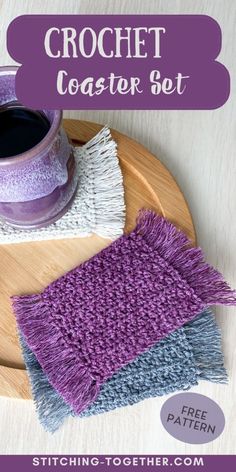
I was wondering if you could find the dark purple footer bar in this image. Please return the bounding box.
[0,455,236,472]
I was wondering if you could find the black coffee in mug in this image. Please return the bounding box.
[0,103,50,158]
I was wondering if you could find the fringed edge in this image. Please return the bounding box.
[19,332,72,433]
[12,294,101,416]
[76,126,125,239]
[135,209,236,306]
[184,310,228,383]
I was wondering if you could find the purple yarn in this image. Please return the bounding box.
[12,210,236,415]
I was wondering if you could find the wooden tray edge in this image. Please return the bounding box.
[0,119,196,400]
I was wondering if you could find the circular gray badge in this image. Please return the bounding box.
[160,392,225,444]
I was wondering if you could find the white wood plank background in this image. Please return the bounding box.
[0,0,235,455]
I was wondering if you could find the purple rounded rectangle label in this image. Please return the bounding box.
[7,15,230,110]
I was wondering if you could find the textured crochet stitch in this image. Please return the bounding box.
[20,310,227,432]
[12,210,236,416]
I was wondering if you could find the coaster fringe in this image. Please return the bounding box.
[136,210,236,306]
[19,334,71,433]
[77,126,125,239]
[12,295,100,415]
[184,310,228,383]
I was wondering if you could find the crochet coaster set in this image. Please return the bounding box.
[20,310,226,432]
[10,129,236,432]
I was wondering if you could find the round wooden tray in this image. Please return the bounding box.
[0,119,196,399]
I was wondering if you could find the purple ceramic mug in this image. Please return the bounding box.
[0,66,78,228]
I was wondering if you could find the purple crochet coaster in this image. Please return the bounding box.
[12,210,236,416]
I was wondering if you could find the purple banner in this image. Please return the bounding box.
[7,15,230,110]
[0,455,236,472]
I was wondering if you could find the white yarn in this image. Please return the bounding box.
[0,127,125,244]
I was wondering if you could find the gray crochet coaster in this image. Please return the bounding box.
[20,310,227,433]
[0,127,125,243]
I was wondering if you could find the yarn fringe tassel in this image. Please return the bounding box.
[76,126,125,239]
[12,295,100,416]
[19,333,72,433]
[136,210,236,306]
[184,310,228,383]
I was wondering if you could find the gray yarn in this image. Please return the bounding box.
[20,309,227,433]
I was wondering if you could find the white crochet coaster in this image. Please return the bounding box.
[0,127,125,244]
